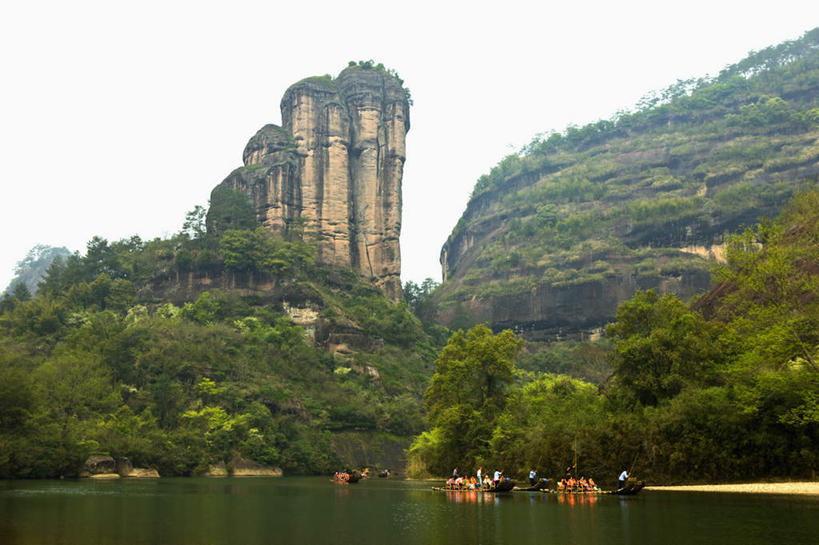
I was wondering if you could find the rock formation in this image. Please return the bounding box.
[201,455,282,477]
[212,66,410,300]
[81,455,159,478]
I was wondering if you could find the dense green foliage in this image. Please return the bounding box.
[438,28,819,323]
[407,325,522,476]
[402,278,450,346]
[412,191,819,484]
[0,204,436,478]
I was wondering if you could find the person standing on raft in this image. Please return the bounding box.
[618,469,629,490]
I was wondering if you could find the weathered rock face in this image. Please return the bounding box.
[82,455,159,478]
[204,461,228,477]
[213,67,409,300]
[229,453,282,477]
[84,455,116,475]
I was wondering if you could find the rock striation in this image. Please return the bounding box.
[212,66,410,300]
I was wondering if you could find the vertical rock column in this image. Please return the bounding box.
[281,82,354,269]
[316,101,353,268]
[337,68,408,300]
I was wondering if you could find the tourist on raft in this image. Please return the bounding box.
[618,470,629,490]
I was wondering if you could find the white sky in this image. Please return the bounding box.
[2,1,818,291]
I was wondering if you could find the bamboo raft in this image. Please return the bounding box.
[433,479,516,493]
[333,470,362,484]
[542,481,645,496]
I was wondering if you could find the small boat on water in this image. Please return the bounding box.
[333,470,362,484]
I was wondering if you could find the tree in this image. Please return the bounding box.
[402,278,439,323]
[409,325,522,475]
[182,205,207,240]
[11,282,31,302]
[206,188,256,236]
[220,227,315,275]
[606,290,723,405]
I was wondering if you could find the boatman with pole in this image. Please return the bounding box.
[618,469,629,490]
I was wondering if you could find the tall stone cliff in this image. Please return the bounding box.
[212,67,409,300]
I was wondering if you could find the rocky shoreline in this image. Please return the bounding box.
[81,454,282,479]
[648,482,819,495]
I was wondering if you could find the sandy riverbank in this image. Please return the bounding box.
[648,482,819,495]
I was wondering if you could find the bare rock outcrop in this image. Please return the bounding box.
[212,66,410,300]
[229,453,282,477]
[81,455,159,478]
[203,461,228,477]
[83,455,116,475]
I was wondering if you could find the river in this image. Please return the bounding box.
[1,477,817,544]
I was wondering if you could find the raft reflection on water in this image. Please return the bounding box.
[556,492,598,506]
[440,489,600,506]
[442,490,505,504]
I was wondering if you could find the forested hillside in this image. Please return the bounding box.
[0,194,436,478]
[438,28,819,340]
[411,190,819,483]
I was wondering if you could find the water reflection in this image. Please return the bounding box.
[555,493,599,507]
[439,490,483,504]
[2,479,818,545]
[438,490,518,505]
[334,486,350,497]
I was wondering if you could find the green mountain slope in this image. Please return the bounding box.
[438,28,819,339]
[0,214,436,478]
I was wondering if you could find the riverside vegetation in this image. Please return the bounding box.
[409,190,819,483]
[0,190,437,478]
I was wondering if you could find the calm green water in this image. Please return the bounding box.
[1,477,817,544]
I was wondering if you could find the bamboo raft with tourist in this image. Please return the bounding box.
[433,467,517,493]
[333,469,362,484]
[433,464,645,496]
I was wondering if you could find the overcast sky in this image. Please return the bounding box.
[2,1,818,291]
